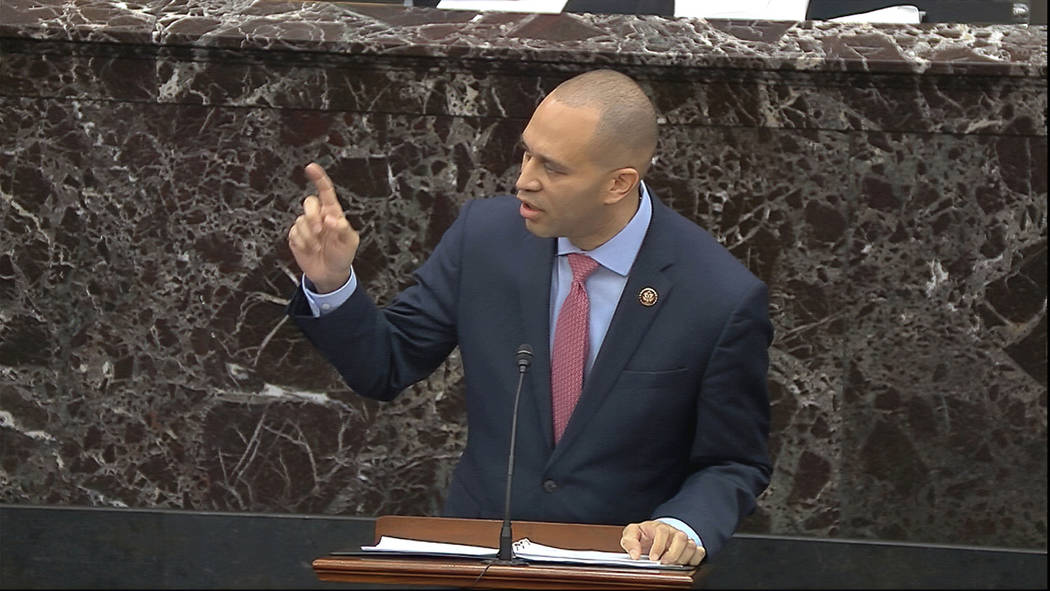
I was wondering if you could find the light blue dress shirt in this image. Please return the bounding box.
[549,184,650,376]
[302,183,703,551]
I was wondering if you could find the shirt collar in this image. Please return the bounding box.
[556,182,653,277]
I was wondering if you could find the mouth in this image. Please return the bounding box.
[518,198,542,220]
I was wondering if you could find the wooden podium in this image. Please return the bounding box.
[312,515,702,589]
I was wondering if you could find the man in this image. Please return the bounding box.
[287,70,772,566]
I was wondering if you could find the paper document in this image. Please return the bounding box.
[674,1,809,21]
[513,538,691,569]
[362,536,498,557]
[360,536,690,570]
[829,6,923,23]
[436,0,568,13]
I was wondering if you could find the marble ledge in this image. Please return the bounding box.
[0,0,1045,78]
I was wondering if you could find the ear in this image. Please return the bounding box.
[604,167,640,204]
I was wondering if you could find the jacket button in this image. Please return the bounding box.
[542,479,558,493]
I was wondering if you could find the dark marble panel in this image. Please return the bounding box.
[1,0,1046,557]
[2,0,1045,77]
[649,69,1046,136]
[3,38,1045,137]
[841,132,1047,547]
[2,98,523,517]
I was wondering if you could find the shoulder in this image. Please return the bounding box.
[455,195,529,239]
[650,196,766,297]
[460,194,520,220]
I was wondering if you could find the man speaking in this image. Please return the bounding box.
[286,69,772,566]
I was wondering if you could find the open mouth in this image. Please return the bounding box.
[518,199,542,220]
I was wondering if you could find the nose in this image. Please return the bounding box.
[515,156,541,194]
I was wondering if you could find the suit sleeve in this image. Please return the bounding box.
[650,280,773,558]
[286,200,472,401]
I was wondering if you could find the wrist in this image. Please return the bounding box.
[308,272,351,294]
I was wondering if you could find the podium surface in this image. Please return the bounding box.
[312,516,701,589]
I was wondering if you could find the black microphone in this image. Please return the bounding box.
[497,343,533,562]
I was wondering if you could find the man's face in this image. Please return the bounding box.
[516,98,618,250]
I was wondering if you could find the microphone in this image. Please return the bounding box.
[497,344,533,562]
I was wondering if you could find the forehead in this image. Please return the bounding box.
[521,98,601,164]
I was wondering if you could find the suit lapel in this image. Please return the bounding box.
[519,231,556,453]
[547,198,678,462]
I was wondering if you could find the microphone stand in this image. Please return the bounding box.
[493,344,532,565]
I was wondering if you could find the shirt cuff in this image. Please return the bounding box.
[655,517,704,550]
[302,269,357,317]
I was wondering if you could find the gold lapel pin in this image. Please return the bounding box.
[638,287,658,307]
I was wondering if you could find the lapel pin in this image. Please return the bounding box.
[638,287,658,307]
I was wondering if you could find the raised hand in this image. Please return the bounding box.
[287,162,360,293]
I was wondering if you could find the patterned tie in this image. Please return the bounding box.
[551,253,600,444]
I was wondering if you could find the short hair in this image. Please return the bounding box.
[547,69,659,177]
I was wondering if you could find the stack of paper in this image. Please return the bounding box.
[362,536,498,557]
[360,536,690,570]
[512,538,689,569]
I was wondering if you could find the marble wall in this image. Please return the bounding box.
[1,0,1046,550]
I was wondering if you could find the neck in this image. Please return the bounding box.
[571,185,641,251]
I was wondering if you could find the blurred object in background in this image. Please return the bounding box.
[412,0,1044,24]
[807,1,1035,24]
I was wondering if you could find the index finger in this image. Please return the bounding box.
[620,523,642,559]
[305,162,339,208]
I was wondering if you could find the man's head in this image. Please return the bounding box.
[515,70,659,250]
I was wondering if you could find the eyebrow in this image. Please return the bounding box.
[520,135,571,172]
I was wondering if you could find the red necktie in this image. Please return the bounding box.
[551,253,600,444]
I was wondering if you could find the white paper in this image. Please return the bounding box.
[674,0,809,21]
[829,5,922,23]
[436,0,568,13]
[360,535,690,570]
[513,538,691,570]
[362,535,498,557]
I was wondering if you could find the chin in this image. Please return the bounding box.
[523,220,554,238]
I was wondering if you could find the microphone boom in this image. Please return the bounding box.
[498,343,532,562]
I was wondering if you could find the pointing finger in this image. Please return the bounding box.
[620,523,643,560]
[305,162,340,209]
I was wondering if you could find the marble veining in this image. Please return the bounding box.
[1,0,1046,77]
[1,0,1046,551]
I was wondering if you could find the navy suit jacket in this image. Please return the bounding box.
[289,193,772,557]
